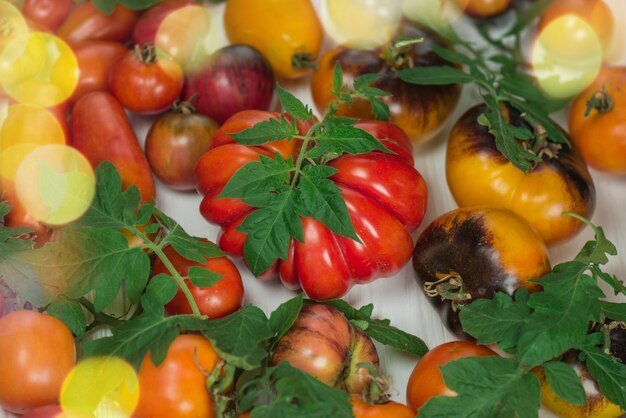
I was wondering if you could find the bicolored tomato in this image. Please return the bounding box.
[446,104,595,245]
[196,111,428,300]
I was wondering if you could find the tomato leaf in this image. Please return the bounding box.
[239,361,353,418]
[508,99,569,145]
[430,44,474,66]
[397,65,476,85]
[230,116,297,146]
[601,301,626,322]
[460,290,531,352]
[277,85,314,121]
[188,266,223,288]
[91,0,116,14]
[298,165,360,242]
[331,61,343,99]
[543,361,587,405]
[307,124,391,159]
[141,273,178,316]
[91,0,163,14]
[202,305,273,370]
[420,357,541,418]
[567,215,617,265]
[47,298,87,339]
[581,346,626,409]
[269,293,304,342]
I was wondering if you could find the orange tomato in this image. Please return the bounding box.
[224,0,323,79]
[455,0,512,18]
[133,334,221,418]
[569,66,626,174]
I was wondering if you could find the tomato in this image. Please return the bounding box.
[21,0,73,31]
[196,111,428,300]
[224,0,323,79]
[151,245,244,319]
[412,206,550,338]
[108,44,184,114]
[0,310,76,414]
[71,92,155,202]
[351,395,414,418]
[70,41,127,104]
[182,44,275,124]
[21,405,63,418]
[311,20,461,144]
[446,104,595,245]
[0,293,4,317]
[539,351,624,418]
[131,0,195,47]
[454,0,512,18]
[145,104,219,190]
[134,334,220,418]
[57,2,138,46]
[538,0,614,52]
[406,341,497,414]
[272,304,379,393]
[569,66,626,174]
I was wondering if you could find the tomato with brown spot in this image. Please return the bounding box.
[412,206,551,338]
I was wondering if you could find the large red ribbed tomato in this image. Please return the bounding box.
[196,110,427,300]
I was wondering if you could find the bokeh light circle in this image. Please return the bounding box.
[0,0,29,67]
[402,0,464,36]
[60,357,140,418]
[14,144,95,226]
[0,31,78,107]
[532,14,603,99]
[0,103,66,151]
[321,0,403,49]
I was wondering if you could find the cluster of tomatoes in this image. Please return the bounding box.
[1,0,626,417]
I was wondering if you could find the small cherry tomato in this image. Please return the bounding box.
[454,0,512,18]
[134,334,221,418]
[109,44,184,114]
[406,341,497,414]
[569,66,626,174]
[224,0,323,79]
[145,101,219,190]
[21,0,73,31]
[0,310,76,414]
[351,395,414,418]
[57,2,138,46]
[151,245,244,319]
[70,41,128,104]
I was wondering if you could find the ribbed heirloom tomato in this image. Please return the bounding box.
[196,110,428,300]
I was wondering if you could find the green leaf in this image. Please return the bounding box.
[508,100,569,146]
[219,154,295,202]
[240,362,353,418]
[420,356,541,418]
[507,0,555,35]
[582,346,626,410]
[397,65,475,85]
[277,85,313,121]
[202,305,273,370]
[269,293,304,342]
[331,61,343,99]
[141,273,178,316]
[517,261,605,367]
[116,0,163,11]
[353,73,385,92]
[460,290,530,352]
[188,266,223,288]
[431,44,474,66]
[307,124,391,159]
[0,201,10,218]
[299,165,359,242]
[155,208,224,263]
[601,301,626,322]
[47,299,87,339]
[91,0,116,14]
[230,116,297,146]
[543,361,587,406]
[239,190,301,276]
[368,97,390,121]
[566,214,617,265]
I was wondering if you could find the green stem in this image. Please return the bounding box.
[79,297,124,328]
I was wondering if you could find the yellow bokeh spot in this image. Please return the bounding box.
[0,0,28,67]
[0,142,40,181]
[0,31,78,107]
[60,357,140,418]
[532,14,603,99]
[14,144,95,226]
[155,4,216,72]
[0,103,66,151]
[321,0,403,49]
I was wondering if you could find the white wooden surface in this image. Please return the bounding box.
[2,1,625,416]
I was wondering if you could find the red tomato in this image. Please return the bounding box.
[71,41,128,103]
[57,2,138,46]
[406,341,497,414]
[22,0,73,31]
[108,45,184,114]
[196,111,428,300]
[134,334,220,418]
[21,405,64,418]
[351,395,414,418]
[151,245,244,319]
[0,310,76,414]
[71,92,155,202]
[131,0,195,46]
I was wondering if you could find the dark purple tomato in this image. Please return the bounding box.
[182,44,275,124]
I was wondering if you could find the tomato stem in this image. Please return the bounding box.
[585,86,614,117]
[292,52,318,70]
